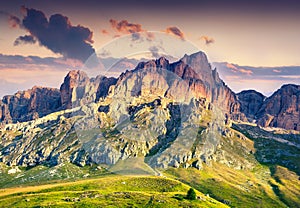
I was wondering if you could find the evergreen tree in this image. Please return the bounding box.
[186,188,196,200]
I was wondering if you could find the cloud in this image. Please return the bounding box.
[16,7,95,62]
[98,49,111,57]
[226,63,237,70]
[101,29,109,35]
[109,19,148,42]
[225,63,252,75]
[165,26,185,40]
[149,46,160,58]
[239,68,253,75]
[8,15,21,28]
[14,35,36,46]
[146,32,155,41]
[131,33,142,41]
[0,11,22,28]
[109,19,144,34]
[200,35,215,45]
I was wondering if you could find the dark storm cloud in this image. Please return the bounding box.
[200,36,215,45]
[16,7,95,62]
[165,27,184,40]
[14,35,36,46]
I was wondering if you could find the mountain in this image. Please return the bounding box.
[0,51,248,169]
[0,51,299,207]
[60,70,117,109]
[237,90,265,120]
[0,86,61,123]
[237,85,300,131]
[212,62,300,96]
[0,70,117,124]
[257,84,300,131]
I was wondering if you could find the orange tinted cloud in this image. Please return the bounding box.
[239,68,253,75]
[226,63,252,75]
[226,63,237,70]
[109,19,144,34]
[101,29,109,35]
[200,35,215,45]
[165,26,185,40]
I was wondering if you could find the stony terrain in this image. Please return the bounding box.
[0,51,299,207]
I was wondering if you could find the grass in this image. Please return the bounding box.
[0,175,227,208]
[165,163,291,208]
[0,163,109,188]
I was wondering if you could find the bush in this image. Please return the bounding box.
[186,188,196,200]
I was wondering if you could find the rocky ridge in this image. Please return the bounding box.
[0,51,299,171]
[238,85,300,131]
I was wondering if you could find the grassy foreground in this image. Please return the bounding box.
[0,175,227,208]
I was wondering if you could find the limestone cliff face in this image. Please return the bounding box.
[0,51,299,170]
[116,52,245,121]
[0,70,116,124]
[237,90,265,120]
[60,70,90,109]
[0,86,61,123]
[60,70,117,109]
[257,84,300,131]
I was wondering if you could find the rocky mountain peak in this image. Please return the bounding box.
[60,70,90,108]
[180,51,210,72]
[257,84,300,130]
[0,86,61,123]
[237,90,265,120]
[155,56,169,68]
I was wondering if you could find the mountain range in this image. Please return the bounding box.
[0,51,299,207]
[1,51,299,130]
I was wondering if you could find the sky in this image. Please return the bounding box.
[0,0,300,97]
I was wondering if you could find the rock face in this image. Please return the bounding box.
[237,90,265,120]
[118,52,246,121]
[60,70,90,109]
[0,70,117,124]
[0,86,61,123]
[0,51,299,170]
[60,70,117,109]
[257,84,300,131]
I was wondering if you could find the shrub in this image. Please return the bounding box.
[186,188,196,200]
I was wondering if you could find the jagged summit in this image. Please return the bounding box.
[257,84,300,131]
[0,51,299,131]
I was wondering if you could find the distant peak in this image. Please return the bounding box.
[156,56,169,68]
[280,84,300,89]
[237,90,265,98]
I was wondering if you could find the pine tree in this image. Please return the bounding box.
[186,188,196,200]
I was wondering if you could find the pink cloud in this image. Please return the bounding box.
[200,35,215,45]
[226,63,237,70]
[239,68,253,75]
[273,69,281,73]
[8,15,21,28]
[109,19,144,34]
[165,26,185,40]
[101,29,109,35]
